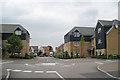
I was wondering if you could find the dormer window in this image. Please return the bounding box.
[74,32,80,37]
[73,28,80,37]
[98,28,101,34]
[14,26,22,35]
[15,30,22,35]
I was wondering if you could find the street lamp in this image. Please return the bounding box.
[29,38,32,59]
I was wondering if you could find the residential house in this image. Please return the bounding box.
[95,19,119,56]
[64,27,95,57]
[2,24,30,58]
[29,46,35,54]
[30,46,38,55]
[39,46,50,56]
[56,44,64,55]
[88,34,96,56]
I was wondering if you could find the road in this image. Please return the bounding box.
[2,57,118,80]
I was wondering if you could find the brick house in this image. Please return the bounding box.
[64,27,95,57]
[2,24,30,58]
[95,19,119,56]
[88,34,96,56]
[56,44,64,55]
[39,46,50,56]
[29,46,38,55]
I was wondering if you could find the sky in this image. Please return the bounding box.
[1,0,119,50]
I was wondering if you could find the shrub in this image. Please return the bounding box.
[57,52,63,58]
[81,55,86,58]
[30,54,34,59]
[71,52,73,58]
[63,51,71,59]
[91,55,120,59]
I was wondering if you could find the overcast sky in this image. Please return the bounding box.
[1,0,119,50]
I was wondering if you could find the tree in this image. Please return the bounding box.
[48,46,53,51]
[6,33,23,57]
[80,35,85,57]
[74,46,79,58]
[38,50,43,56]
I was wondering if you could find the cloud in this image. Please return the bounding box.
[1,0,118,50]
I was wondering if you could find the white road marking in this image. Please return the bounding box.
[55,71,64,80]
[41,63,56,66]
[95,62,103,64]
[97,64,118,79]
[22,70,32,73]
[7,69,12,71]
[12,70,22,72]
[2,61,13,64]
[34,71,44,73]
[6,69,11,79]
[25,64,28,65]
[46,71,56,73]
[46,71,64,80]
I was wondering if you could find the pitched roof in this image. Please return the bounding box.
[30,46,38,50]
[1,24,29,34]
[91,33,95,39]
[98,19,120,34]
[65,27,95,36]
[42,46,49,50]
[98,19,120,27]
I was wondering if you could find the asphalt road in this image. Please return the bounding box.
[2,57,118,79]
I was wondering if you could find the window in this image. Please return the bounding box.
[98,39,102,44]
[15,30,22,35]
[92,41,94,46]
[74,42,79,46]
[99,50,102,55]
[74,32,80,37]
[98,28,101,33]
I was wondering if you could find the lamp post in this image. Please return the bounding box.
[29,38,32,59]
[107,37,108,60]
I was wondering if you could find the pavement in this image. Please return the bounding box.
[2,68,8,79]
[98,60,120,79]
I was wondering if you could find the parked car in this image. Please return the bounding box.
[39,54,44,57]
[53,54,57,57]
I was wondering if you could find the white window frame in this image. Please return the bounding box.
[15,30,22,35]
[74,42,79,46]
[98,39,102,44]
[74,32,80,37]
[98,28,101,34]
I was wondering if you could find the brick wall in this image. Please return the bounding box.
[2,40,29,57]
[64,41,91,57]
[106,27,118,55]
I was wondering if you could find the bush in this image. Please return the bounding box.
[23,53,34,59]
[81,55,86,58]
[71,52,73,58]
[57,52,63,58]
[91,55,120,59]
[30,54,34,59]
[63,51,71,59]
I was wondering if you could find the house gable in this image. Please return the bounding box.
[95,21,106,49]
